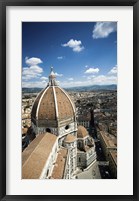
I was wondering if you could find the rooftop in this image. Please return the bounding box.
[51,147,68,179]
[64,134,76,143]
[99,131,117,148]
[77,125,88,138]
[22,132,57,179]
[31,86,75,125]
[109,150,117,165]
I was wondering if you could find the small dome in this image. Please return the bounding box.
[64,134,76,143]
[77,126,88,138]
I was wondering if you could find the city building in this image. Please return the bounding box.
[108,150,117,178]
[98,131,117,159]
[22,67,96,179]
[98,130,117,177]
[77,125,96,168]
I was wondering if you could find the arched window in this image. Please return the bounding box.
[85,140,87,145]
[46,128,51,133]
[78,141,82,148]
[79,157,81,162]
[46,169,49,176]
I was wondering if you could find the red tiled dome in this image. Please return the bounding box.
[31,68,75,127]
[77,126,88,138]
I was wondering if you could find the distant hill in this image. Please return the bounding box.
[22,87,43,93]
[22,85,117,93]
[65,84,117,92]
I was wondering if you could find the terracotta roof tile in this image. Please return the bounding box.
[22,133,57,179]
[51,148,68,179]
[31,88,45,121]
[31,86,75,126]
[77,125,88,138]
[64,134,76,143]
[38,87,56,120]
[56,87,74,120]
[100,131,116,148]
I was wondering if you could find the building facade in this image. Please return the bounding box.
[22,67,96,179]
[77,126,96,168]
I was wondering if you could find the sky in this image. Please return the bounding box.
[22,22,117,88]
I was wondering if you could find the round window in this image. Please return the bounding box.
[65,125,69,130]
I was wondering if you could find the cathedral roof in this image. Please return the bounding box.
[64,134,76,143]
[77,125,88,138]
[31,68,76,127]
[51,147,68,179]
[22,133,57,179]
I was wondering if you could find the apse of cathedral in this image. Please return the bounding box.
[22,67,96,179]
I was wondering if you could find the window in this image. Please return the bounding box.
[46,128,51,133]
[46,169,49,176]
[65,125,69,130]
[78,141,82,148]
[79,157,81,162]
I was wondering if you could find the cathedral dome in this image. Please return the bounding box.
[64,134,76,143]
[77,125,88,138]
[31,67,76,128]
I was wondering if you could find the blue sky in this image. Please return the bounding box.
[22,22,117,88]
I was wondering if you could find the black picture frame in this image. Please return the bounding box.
[0,0,138,200]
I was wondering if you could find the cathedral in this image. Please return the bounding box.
[22,67,96,179]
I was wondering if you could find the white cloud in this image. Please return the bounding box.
[87,75,96,80]
[41,80,47,83]
[25,57,43,66]
[73,46,84,52]
[22,81,46,88]
[62,39,84,52]
[108,66,117,74]
[68,78,74,81]
[57,56,63,60]
[92,22,117,39]
[55,72,63,77]
[23,74,117,88]
[56,80,60,84]
[40,76,48,80]
[22,57,43,80]
[22,79,60,88]
[25,56,29,60]
[85,65,88,68]
[60,80,86,88]
[22,65,43,80]
[60,74,116,88]
[91,75,117,85]
[85,67,99,74]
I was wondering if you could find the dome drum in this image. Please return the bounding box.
[35,119,58,128]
